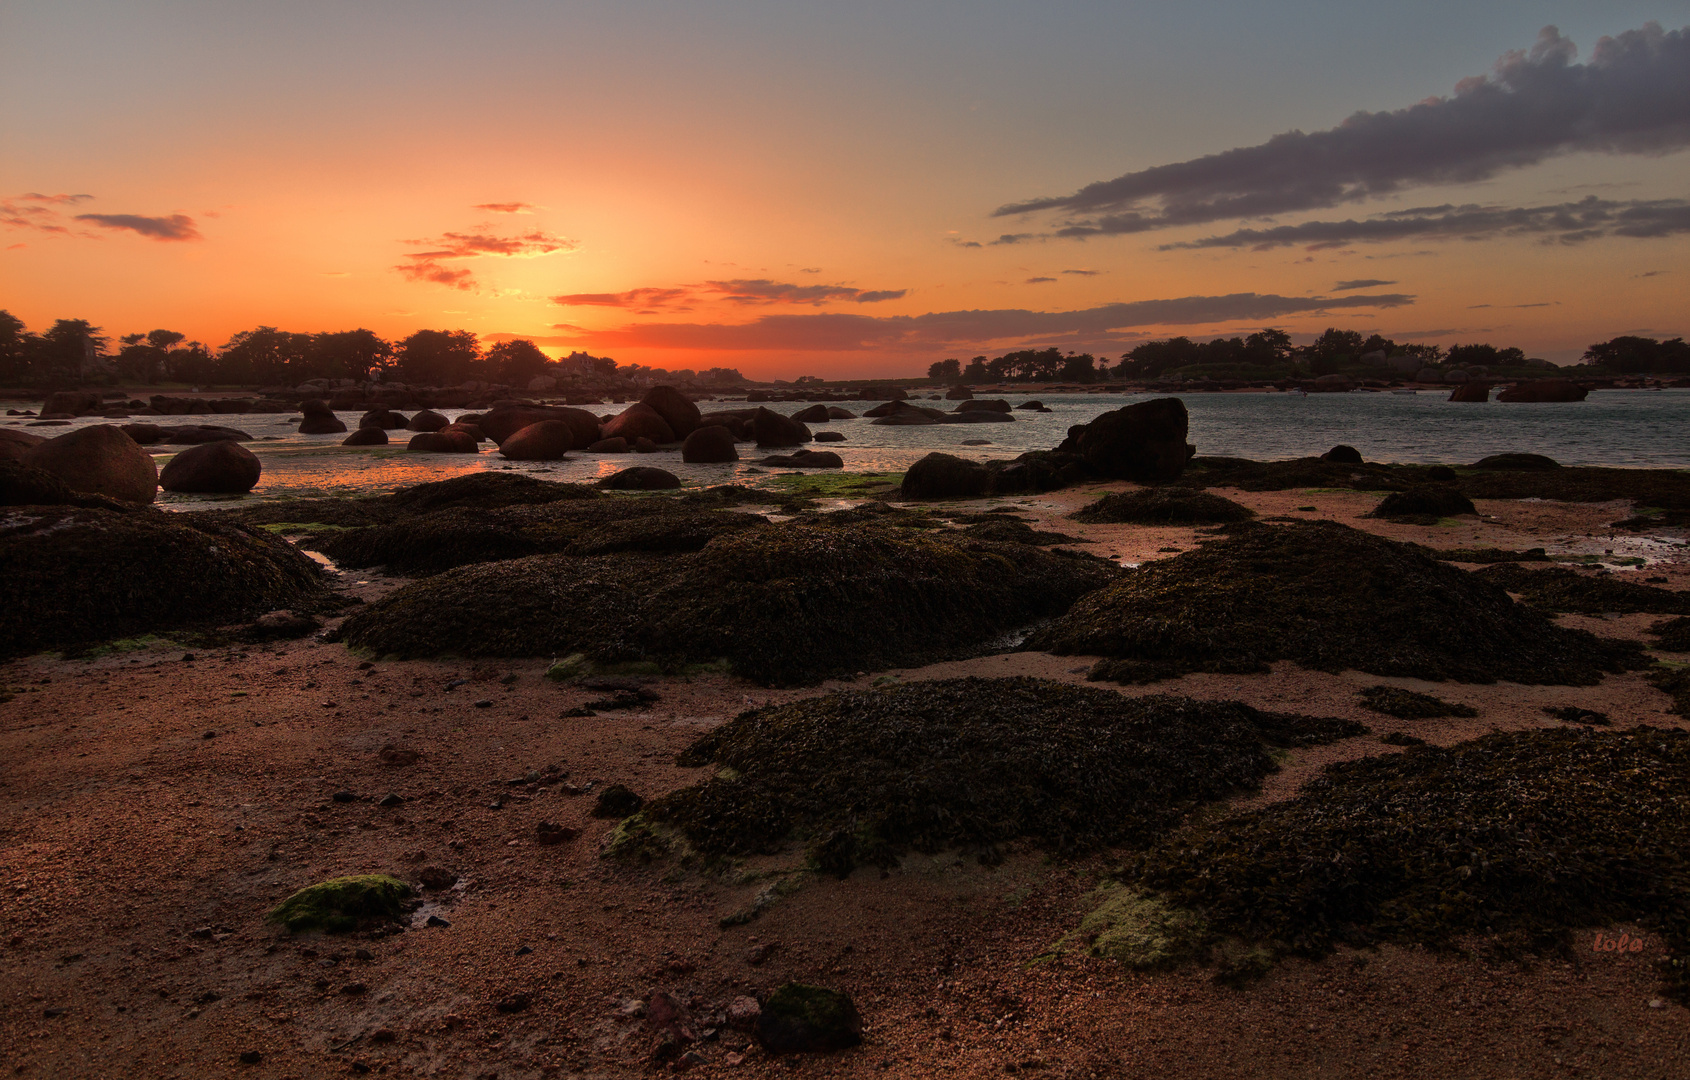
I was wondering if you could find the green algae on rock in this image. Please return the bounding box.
[1358,685,1478,720]
[1023,521,1649,686]
[755,983,863,1053]
[1069,487,1255,526]
[636,677,1363,876]
[1122,728,1690,999]
[265,874,414,934]
[336,526,1118,684]
[1475,564,1690,616]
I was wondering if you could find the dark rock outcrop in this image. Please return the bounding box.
[405,409,450,433]
[23,425,158,504]
[1320,445,1364,464]
[602,403,676,445]
[1497,380,1588,403]
[600,466,682,490]
[343,427,388,446]
[752,407,812,447]
[499,421,574,461]
[640,386,701,440]
[298,400,348,435]
[1071,397,1191,482]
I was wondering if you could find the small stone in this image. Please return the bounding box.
[378,744,420,766]
[182,653,196,662]
[727,996,762,1030]
[426,915,451,928]
[745,943,774,966]
[1649,998,1667,1009]
[418,866,458,891]
[496,992,531,1013]
[474,699,493,708]
[378,793,403,808]
[332,790,356,803]
[354,948,374,961]
[357,661,374,671]
[202,730,217,739]
[536,822,579,846]
[676,1049,708,1070]
[370,1028,396,1043]
[238,1050,263,1065]
[515,945,533,956]
[342,982,367,995]
[43,1006,66,1018]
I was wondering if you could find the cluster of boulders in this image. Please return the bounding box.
[0,422,266,500]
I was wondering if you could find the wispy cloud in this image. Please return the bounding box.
[1333,278,1397,291]
[551,279,907,310]
[75,213,202,241]
[20,192,93,205]
[1062,268,1102,276]
[1160,196,1690,250]
[552,290,1413,353]
[1026,276,1057,284]
[473,202,538,214]
[394,227,578,291]
[996,23,1690,238]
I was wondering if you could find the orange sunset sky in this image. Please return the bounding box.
[3,1,1689,378]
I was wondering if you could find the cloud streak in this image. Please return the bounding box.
[395,227,577,291]
[551,279,906,310]
[1162,196,1690,249]
[74,213,202,241]
[997,23,1690,236]
[555,291,1412,352]
[473,202,538,214]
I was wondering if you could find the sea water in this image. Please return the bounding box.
[4,388,1686,507]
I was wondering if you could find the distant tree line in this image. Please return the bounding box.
[925,327,1690,383]
[0,310,746,388]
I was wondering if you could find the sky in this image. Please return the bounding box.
[3,1,1689,377]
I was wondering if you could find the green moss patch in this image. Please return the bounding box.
[1476,564,1690,616]
[759,471,903,498]
[336,524,1118,684]
[1070,487,1255,525]
[1358,685,1478,720]
[1124,728,1690,999]
[1023,521,1648,686]
[640,676,1363,875]
[1055,883,1208,970]
[264,874,413,934]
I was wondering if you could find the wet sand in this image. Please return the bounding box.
[2,483,1687,1078]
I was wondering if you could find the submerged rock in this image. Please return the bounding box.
[1025,520,1648,685]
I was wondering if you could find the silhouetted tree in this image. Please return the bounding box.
[394,329,482,385]
[309,329,392,381]
[928,358,961,382]
[1059,352,1098,382]
[0,310,30,382]
[961,355,989,382]
[484,339,550,385]
[220,327,311,384]
[1580,336,1690,374]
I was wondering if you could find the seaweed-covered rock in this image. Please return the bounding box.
[1652,616,1690,651]
[1181,456,1410,493]
[760,449,843,469]
[601,466,681,491]
[337,526,1119,683]
[408,431,475,453]
[1320,445,1363,463]
[639,677,1362,872]
[159,441,262,494]
[1425,546,1549,564]
[1358,685,1478,720]
[1475,564,1690,615]
[1023,520,1648,685]
[0,428,46,462]
[1653,667,1690,718]
[387,472,599,513]
[602,402,676,445]
[1074,397,1191,483]
[1367,486,1476,520]
[1070,488,1254,525]
[899,452,988,499]
[1126,728,1690,998]
[265,874,413,934]
[755,984,863,1053]
[1473,452,1561,470]
[23,425,158,504]
[0,505,324,657]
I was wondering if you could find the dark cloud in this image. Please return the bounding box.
[1334,278,1396,291]
[1161,196,1690,250]
[552,287,694,309]
[74,213,202,241]
[1026,276,1057,284]
[1638,269,1671,277]
[558,290,1413,352]
[1062,268,1102,276]
[21,192,93,204]
[472,202,537,214]
[998,23,1690,235]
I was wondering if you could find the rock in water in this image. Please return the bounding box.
[1497,379,1588,402]
[1447,383,1491,402]
[359,408,407,429]
[755,985,863,1053]
[640,385,701,440]
[752,407,812,447]
[160,441,262,494]
[0,506,324,657]
[899,452,988,498]
[601,403,676,445]
[1320,445,1364,463]
[298,399,348,434]
[1024,520,1648,686]
[682,425,739,463]
[499,420,575,461]
[405,409,449,432]
[343,427,388,446]
[600,466,681,490]
[23,425,158,504]
[790,404,831,423]
[1472,452,1560,470]
[478,405,601,447]
[1074,397,1191,482]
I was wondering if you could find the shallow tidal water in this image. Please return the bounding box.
[4,387,1687,508]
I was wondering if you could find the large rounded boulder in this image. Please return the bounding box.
[601,403,676,444]
[360,408,408,429]
[499,420,575,461]
[600,466,681,490]
[22,425,158,504]
[160,441,262,494]
[0,506,324,657]
[899,452,988,499]
[681,425,739,463]
[478,405,601,447]
[753,407,812,447]
[298,399,348,435]
[0,428,45,463]
[640,385,701,440]
[405,409,450,433]
[343,427,388,446]
[1073,397,1191,482]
